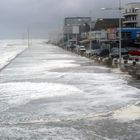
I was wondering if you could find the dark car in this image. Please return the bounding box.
[95,49,110,57]
[109,47,128,59]
[69,44,76,52]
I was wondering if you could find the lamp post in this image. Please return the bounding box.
[118,0,122,65]
[27,27,30,48]
[101,0,123,66]
[89,11,92,50]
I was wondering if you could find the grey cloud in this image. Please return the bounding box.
[0,0,139,39]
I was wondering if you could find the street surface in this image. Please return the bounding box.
[0,40,140,140]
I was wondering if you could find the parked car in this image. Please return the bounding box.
[128,49,140,56]
[79,45,86,51]
[69,44,76,52]
[126,47,136,51]
[93,49,102,56]
[85,49,99,57]
[109,47,128,59]
[95,49,110,57]
[79,46,86,55]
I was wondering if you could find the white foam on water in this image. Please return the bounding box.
[0,127,86,140]
[0,40,140,128]
[43,59,79,69]
[0,82,82,111]
[112,104,140,122]
[9,60,80,74]
[0,40,28,69]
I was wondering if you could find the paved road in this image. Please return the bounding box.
[0,42,140,140]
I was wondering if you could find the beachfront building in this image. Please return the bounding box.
[93,18,120,41]
[123,2,140,28]
[63,17,91,44]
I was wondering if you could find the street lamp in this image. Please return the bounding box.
[89,11,92,50]
[118,0,122,65]
[27,26,30,48]
[101,0,123,65]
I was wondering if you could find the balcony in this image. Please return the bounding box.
[123,20,138,24]
[123,12,138,16]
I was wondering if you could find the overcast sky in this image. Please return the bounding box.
[0,0,139,39]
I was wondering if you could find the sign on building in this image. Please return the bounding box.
[72,26,79,34]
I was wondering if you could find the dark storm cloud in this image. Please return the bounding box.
[0,0,139,38]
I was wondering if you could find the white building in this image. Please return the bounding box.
[88,30,107,41]
[123,2,140,27]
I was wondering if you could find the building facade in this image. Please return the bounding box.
[63,17,91,42]
[64,17,91,34]
[93,18,120,41]
[123,2,140,27]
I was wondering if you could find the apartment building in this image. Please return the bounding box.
[63,17,91,42]
[123,2,140,27]
[64,17,91,34]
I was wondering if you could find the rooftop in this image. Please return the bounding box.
[94,18,121,30]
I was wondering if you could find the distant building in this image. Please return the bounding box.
[89,30,108,41]
[94,18,120,30]
[93,18,121,41]
[63,17,91,42]
[123,2,140,27]
[64,17,91,34]
[121,28,140,40]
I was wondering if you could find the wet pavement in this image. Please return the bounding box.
[0,41,140,140]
